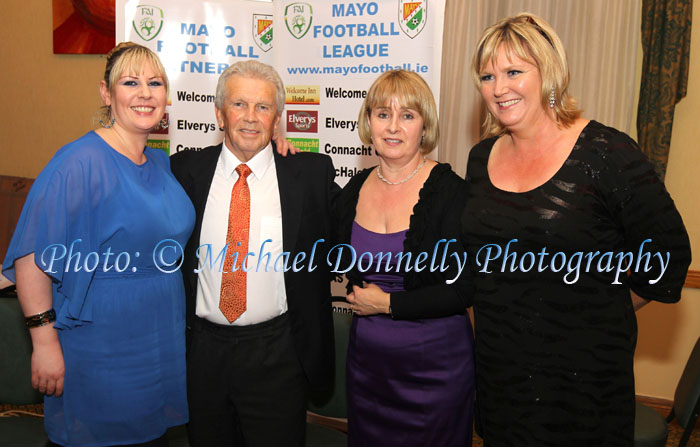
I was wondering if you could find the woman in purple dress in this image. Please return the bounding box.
[337,70,475,446]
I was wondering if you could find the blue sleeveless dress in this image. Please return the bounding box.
[3,131,195,446]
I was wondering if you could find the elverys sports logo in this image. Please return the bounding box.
[398,0,426,39]
[253,14,273,52]
[284,2,313,39]
[132,5,164,41]
[286,110,318,133]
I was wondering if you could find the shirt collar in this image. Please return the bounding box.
[221,141,274,181]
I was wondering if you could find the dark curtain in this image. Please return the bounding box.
[636,0,692,181]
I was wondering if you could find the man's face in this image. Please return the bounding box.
[215,75,280,162]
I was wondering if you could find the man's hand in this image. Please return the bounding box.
[273,135,300,156]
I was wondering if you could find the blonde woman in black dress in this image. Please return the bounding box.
[462,13,691,446]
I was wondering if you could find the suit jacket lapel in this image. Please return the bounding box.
[187,145,221,292]
[273,149,302,254]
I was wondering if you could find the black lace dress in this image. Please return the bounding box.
[461,120,691,446]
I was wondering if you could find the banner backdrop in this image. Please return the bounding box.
[117,0,444,186]
[117,0,443,298]
[116,0,274,154]
[274,0,445,184]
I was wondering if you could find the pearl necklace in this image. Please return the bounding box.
[376,156,427,185]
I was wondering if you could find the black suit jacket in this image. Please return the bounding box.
[170,143,339,387]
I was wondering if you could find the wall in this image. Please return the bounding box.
[632,2,700,400]
[0,0,104,178]
[0,0,697,401]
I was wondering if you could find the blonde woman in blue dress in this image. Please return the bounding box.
[3,42,195,446]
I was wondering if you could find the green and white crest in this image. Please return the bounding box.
[132,5,164,41]
[398,0,426,39]
[253,14,273,52]
[284,2,313,40]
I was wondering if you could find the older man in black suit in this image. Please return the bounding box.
[171,60,338,447]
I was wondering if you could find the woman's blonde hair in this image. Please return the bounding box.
[358,70,438,154]
[472,13,581,138]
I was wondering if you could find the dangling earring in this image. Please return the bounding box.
[100,108,116,128]
[549,88,555,109]
[100,116,116,128]
[420,134,424,145]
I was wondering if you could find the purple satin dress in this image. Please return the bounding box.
[347,222,474,446]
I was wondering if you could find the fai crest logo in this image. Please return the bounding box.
[132,5,164,41]
[253,14,273,52]
[399,0,426,39]
[284,2,313,39]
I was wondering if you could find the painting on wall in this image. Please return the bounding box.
[53,0,115,54]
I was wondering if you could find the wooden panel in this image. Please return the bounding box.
[684,270,700,289]
[636,395,672,415]
[306,411,348,433]
[0,175,34,263]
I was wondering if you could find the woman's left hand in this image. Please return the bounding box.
[273,135,300,156]
[347,283,391,316]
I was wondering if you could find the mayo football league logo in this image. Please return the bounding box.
[253,14,273,52]
[399,0,426,39]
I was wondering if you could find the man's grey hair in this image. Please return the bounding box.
[214,60,285,116]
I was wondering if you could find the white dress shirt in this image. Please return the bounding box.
[195,142,288,325]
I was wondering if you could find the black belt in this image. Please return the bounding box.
[193,312,289,339]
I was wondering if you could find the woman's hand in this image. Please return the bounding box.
[273,135,300,156]
[15,254,65,396]
[30,333,65,396]
[347,283,391,316]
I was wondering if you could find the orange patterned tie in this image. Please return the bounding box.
[220,164,252,323]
